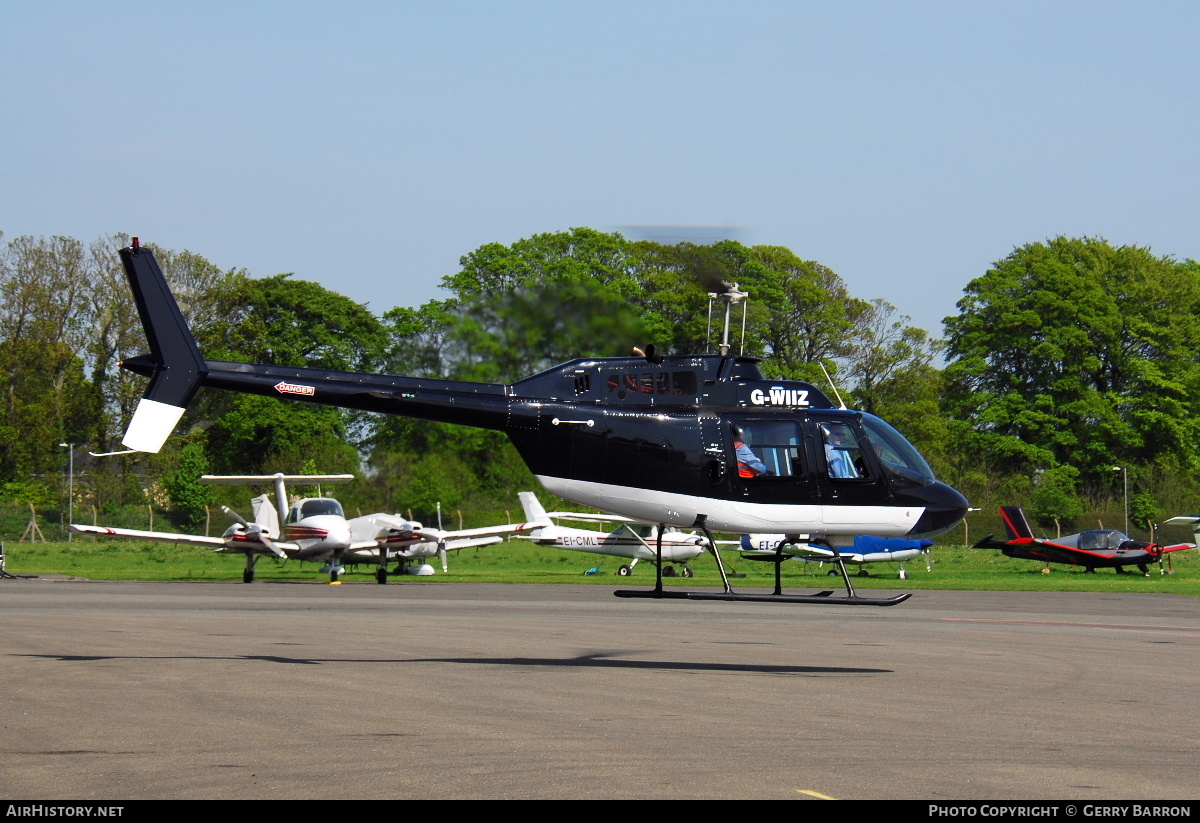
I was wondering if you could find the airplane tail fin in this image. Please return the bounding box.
[518,491,550,526]
[248,494,281,536]
[202,473,355,529]
[118,240,207,453]
[998,505,1035,540]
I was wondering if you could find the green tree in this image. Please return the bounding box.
[0,235,100,480]
[188,272,388,475]
[1029,466,1085,533]
[943,237,1200,481]
[163,440,213,525]
[204,394,360,476]
[1130,491,1164,536]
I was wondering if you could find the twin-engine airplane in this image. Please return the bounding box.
[517,491,708,577]
[974,505,1195,576]
[115,239,968,605]
[72,473,547,583]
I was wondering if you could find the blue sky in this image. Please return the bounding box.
[3,1,1196,339]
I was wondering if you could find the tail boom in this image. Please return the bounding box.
[118,243,514,451]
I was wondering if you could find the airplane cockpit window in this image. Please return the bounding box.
[820,422,866,480]
[859,413,937,489]
[1079,530,1127,550]
[731,421,803,479]
[291,498,345,521]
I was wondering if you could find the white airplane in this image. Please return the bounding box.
[728,533,935,579]
[517,491,709,577]
[72,473,549,584]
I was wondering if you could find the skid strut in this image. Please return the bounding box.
[614,516,911,607]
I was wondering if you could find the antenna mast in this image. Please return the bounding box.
[707,282,749,356]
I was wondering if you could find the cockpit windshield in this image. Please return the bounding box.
[859,413,937,489]
[289,498,345,522]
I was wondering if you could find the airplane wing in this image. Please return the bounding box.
[437,517,552,541]
[441,535,504,552]
[70,524,229,547]
[70,524,299,558]
[545,511,642,525]
[1161,517,1200,552]
[349,509,551,558]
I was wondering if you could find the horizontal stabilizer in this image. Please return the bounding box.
[201,474,356,485]
[122,398,187,453]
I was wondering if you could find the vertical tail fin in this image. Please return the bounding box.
[201,474,356,529]
[998,505,1035,540]
[118,241,207,453]
[518,491,549,525]
[249,494,281,536]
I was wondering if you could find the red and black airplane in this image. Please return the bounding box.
[975,506,1194,575]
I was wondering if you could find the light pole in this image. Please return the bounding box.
[59,442,76,542]
[1111,465,1128,534]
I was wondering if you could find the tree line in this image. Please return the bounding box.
[2,228,1197,536]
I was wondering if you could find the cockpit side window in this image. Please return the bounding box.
[820,422,867,480]
[730,421,804,479]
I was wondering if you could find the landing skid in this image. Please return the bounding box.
[615,517,912,607]
[614,589,911,606]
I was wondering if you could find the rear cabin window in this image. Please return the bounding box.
[731,421,804,479]
[605,371,698,398]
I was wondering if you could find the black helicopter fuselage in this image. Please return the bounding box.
[118,243,968,542]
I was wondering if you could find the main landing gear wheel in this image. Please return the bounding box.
[243,569,255,584]
[682,567,694,579]
[376,566,388,584]
[617,565,633,576]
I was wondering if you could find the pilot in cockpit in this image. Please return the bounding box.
[733,426,768,478]
[822,424,861,479]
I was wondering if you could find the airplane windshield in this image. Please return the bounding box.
[859,414,937,489]
[295,498,345,520]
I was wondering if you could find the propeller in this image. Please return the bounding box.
[222,505,286,558]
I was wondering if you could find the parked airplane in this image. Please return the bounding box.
[72,473,548,583]
[114,239,969,605]
[731,533,934,579]
[517,491,708,577]
[974,505,1194,575]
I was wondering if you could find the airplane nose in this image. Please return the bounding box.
[907,482,970,539]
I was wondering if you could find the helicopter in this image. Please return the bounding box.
[115,239,969,606]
